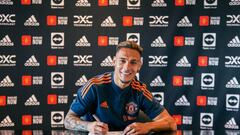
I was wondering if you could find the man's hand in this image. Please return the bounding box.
[87,121,109,135]
[123,122,150,135]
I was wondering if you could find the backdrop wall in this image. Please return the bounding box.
[0,0,240,130]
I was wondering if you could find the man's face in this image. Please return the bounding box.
[113,48,142,88]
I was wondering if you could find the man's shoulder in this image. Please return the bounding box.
[79,72,112,98]
[87,72,112,86]
[131,79,148,90]
[131,79,153,101]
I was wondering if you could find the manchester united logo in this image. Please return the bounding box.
[125,102,138,115]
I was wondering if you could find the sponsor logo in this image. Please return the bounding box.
[126,33,140,45]
[75,75,88,86]
[151,36,166,47]
[0,0,13,5]
[122,16,143,26]
[204,0,218,9]
[0,14,15,26]
[0,55,16,66]
[123,16,133,26]
[98,36,108,46]
[73,15,93,27]
[198,56,219,67]
[173,76,183,86]
[25,94,40,106]
[182,116,193,125]
[152,92,164,105]
[227,36,240,47]
[202,33,216,50]
[197,96,207,106]
[58,95,68,104]
[177,16,192,27]
[51,111,64,127]
[226,15,240,26]
[175,95,190,106]
[7,96,17,105]
[51,32,64,49]
[48,95,57,105]
[22,75,32,86]
[100,56,114,67]
[174,36,195,46]
[24,55,40,66]
[51,111,64,128]
[21,0,42,5]
[0,35,14,46]
[0,116,14,127]
[226,77,240,88]
[98,36,118,46]
[151,0,167,7]
[47,15,68,26]
[101,16,116,27]
[75,0,91,7]
[201,73,215,90]
[0,75,14,87]
[73,55,92,66]
[21,75,42,86]
[47,55,57,66]
[176,56,191,67]
[75,36,91,47]
[175,0,196,6]
[48,94,68,104]
[200,113,213,129]
[22,115,32,125]
[172,115,182,125]
[174,36,184,46]
[200,130,214,135]
[51,72,64,89]
[149,16,168,27]
[150,75,165,87]
[47,15,57,26]
[225,117,239,129]
[98,0,118,6]
[125,102,138,115]
[197,96,218,106]
[47,55,68,66]
[173,76,194,86]
[21,35,42,46]
[148,56,168,67]
[199,16,209,26]
[225,56,240,68]
[100,101,109,108]
[229,0,240,5]
[226,94,239,111]
[21,35,31,46]
[127,0,140,9]
[0,96,6,106]
[24,15,39,26]
[51,0,64,9]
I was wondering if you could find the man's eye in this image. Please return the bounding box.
[130,61,137,65]
[119,60,126,63]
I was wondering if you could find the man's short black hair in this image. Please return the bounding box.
[116,41,143,56]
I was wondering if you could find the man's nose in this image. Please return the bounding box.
[123,61,130,70]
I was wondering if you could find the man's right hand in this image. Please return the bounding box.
[87,121,109,135]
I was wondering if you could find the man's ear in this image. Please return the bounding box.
[113,56,116,66]
[139,57,143,71]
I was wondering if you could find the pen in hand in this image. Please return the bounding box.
[93,114,100,122]
[91,114,109,134]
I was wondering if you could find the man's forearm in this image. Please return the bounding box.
[147,117,177,132]
[64,111,90,131]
